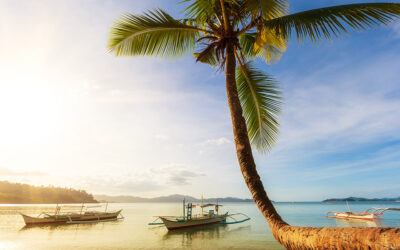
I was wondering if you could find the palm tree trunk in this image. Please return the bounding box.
[224,41,288,232]
[224,42,400,249]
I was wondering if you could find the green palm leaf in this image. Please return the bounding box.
[182,0,220,22]
[193,47,219,66]
[241,0,288,20]
[239,33,257,58]
[264,3,400,42]
[239,32,286,64]
[109,9,202,57]
[236,61,282,152]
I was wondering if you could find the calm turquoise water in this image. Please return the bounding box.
[0,202,399,249]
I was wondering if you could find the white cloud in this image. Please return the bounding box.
[78,177,164,194]
[151,164,205,186]
[154,134,169,140]
[274,52,400,153]
[205,137,231,146]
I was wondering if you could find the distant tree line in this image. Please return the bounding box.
[0,181,97,203]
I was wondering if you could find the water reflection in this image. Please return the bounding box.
[163,224,227,240]
[19,222,99,231]
[163,224,252,247]
[332,218,387,228]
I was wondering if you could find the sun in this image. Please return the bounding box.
[0,73,67,148]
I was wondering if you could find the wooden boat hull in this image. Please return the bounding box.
[160,215,227,230]
[328,212,375,220]
[20,210,122,225]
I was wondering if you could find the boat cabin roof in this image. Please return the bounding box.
[201,203,222,208]
[188,203,222,208]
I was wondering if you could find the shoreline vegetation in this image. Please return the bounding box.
[0,181,254,204]
[324,197,400,202]
[2,180,398,204]
[0,181,97,204]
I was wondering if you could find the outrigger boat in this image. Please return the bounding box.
[149,198,250,230]
[20,203,123,225]
[326,203,400,221]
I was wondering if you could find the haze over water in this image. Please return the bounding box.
[1,202,400,249]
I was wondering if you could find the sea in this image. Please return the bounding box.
[1,202,400,250]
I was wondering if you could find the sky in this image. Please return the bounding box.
[0,0,399,201]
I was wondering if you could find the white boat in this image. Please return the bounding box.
[326,211,376,220]
[149,198,250,230]
[20,203,123,225]
[160,213,228,230]
[327,205,400,221]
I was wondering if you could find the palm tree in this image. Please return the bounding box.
[108,1,400,248]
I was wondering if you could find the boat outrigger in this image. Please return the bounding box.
[326,207,400,221]
[149,198,250,230]
[20,203,123,225]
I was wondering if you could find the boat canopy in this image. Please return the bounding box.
[55,204,103,208]
[187,203,222,208]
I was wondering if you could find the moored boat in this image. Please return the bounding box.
[326,207,400,221]
[326,211,376,220]
[20,204,123,225]
[161,213,227,230]
[149,197,250,230]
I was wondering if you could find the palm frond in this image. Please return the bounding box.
[240,0,288,20]
[236,61,282,152]
[239,33,257,58]
[264,3,400,42]
[182,0,220,22]
[239,32,286,64]
[255,30,287,63]
[193,46,219,66]
[109,9,201,57]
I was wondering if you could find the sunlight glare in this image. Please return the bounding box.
[0,72,70,148]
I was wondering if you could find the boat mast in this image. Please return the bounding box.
[80,203,84,214]
[201,194,204,215]
[183,198,185,221]
[346,200,351,212]
[55,204,59,218]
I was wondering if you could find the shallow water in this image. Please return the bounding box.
[0,202,399,249]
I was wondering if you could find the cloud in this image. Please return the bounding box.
[154,134,169,140]
[74,164,206,195]
[0,168,46,176]
[274,51,400,154]
[151,164,205,186]
[77,176,164,194]
[205,137,231,146]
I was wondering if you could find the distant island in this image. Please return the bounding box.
[323,197,400,202]
[0,181,97,204]
[94,194,253,203]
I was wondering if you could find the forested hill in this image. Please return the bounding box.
[0,181,97,204]
[323,197,400,202]
[95,194,253,203]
